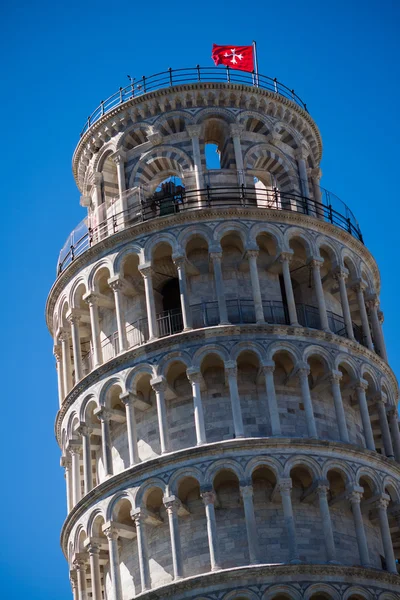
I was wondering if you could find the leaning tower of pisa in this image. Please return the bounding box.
[46,67,400,600]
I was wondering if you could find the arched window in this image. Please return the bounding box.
[205,143,221,169]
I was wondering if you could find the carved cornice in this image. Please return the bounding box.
[46,207,380,333]
[59,437,400,556]
[54,322,399,445]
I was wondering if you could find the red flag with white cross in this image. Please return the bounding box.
[211,44,254,72]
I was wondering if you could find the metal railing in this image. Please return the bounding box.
[57,185,363,275]
[80,299,365,376]
[79,67,307,137]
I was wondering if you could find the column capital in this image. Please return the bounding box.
[60,454,71,469]
[77,423,92,437]
[91,172,103,186]
[102,523,119,541]
[374,494,391,511]
[209,251,223,263]
[297,362,310,378]
[346,485,364,504]
[365,295,379,310]
[66,309,82,325]
[311,167,322,179]
[163,495,181,514]
[261,360,275,374]
[308,257,324,269]
[334,267,349,281]
[277,478,292,494]
[172,254,186,269]
[150,375,168,393]
[387,405,399,419]
[356,378,368,392]
[67,439,82,455]
[69,568,78,587]
[119,391,135,407]
[330,369,343,384]
[83,291,100,307]
[53,344,62,361]
[295,148,309,161]
[245,248,259,260]
[107,275,125,292]
[58,327,70,342]
[94,406,112,423]
[316,479,330,496]
[352,280,367,294]
[85,539,101,555]
[279,251,294,264]
[73,554,88,569]
[229,123,244,137]
[110,149,126,164]
[200,489,216,505]
[130,507,147,525]
[186,367,201,384]
[224,361,237,378]
[240,484,254,499]
[138,262,153,278]
[186,124,203,138]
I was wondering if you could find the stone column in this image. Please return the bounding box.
[367,296,388,361]
[262,361,281,435]
[347,488,370,567]
[210,251,229,324]
[67,312,84,382]
[131,508,151,592]
[70,568,79,600]
[310,259,329,331]
[108,278,128,352]
[356,380,375,451]
[120,392,139,465]
[297,364,317,438]
[150,376,169,453]
[96,408,113,476]
[246,249,265,323]
[335,269,354,340]
[376,397,394,459]
[139,264,158,341]
[112,150,126,199]
[87,542,102,600]
[73,557,88,600]
[68,441,82,505]
[230,124,245,186]
[163,496,183,579]
[54,344,64,406]
[61,454,73,513]
[279,253,299,326]
[388,407,400,462]
[186,125,204,191]
[317,481,337,563]
[296,149,310,198]
[91,172,103,210]
[330,370,349,443]
[84,293,103,368]
[186,368,206,445]
[278,478,300,563]
[375,495,397,573]
[78,424,93,495]
[353,283,374,351]
[103,526,122,600]
[225,362,244,438]
[59,329,73,395]
[173,255,192,330]
[311,167,324,218]
[201,490,220,571]
[240,484,259,564]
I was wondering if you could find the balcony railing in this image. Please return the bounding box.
[57,186,363,275]
[80,299,364,377]
[78,67,308,138]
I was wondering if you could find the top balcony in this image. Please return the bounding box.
[78,66,308,139]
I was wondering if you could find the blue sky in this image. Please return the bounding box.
[1,0,399,597]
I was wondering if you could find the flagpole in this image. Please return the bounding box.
[252,40,259,87]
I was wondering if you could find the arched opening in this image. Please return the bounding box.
[318,246,342,333]
[106,385,128,473]
[84,400,102,487]
[152,242,184,336]
[176,476,209,576]
[92,266,117,361]
[213,469,248,568]
[289,465,322,563]
[200,353,232,442]
[185,235,212,327]
[112,499,137,598]
[89,515,107,598]
[205,143,221,169]
[72,283,92,377]
[251,465,279,563]
[121,253,148,346]
[358,475,383,569]
[143,486,174,586]
[220,231,247,319]
[165,360,194,451]
[131,372,159,460]
[271,350,301,437]
[362,374,381,453]
[325,468,354,566]
[383,484,399,569]
[306,354,336,440]
[337,362,362,447]
[236,351,266,437]
[255,231,281,323]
